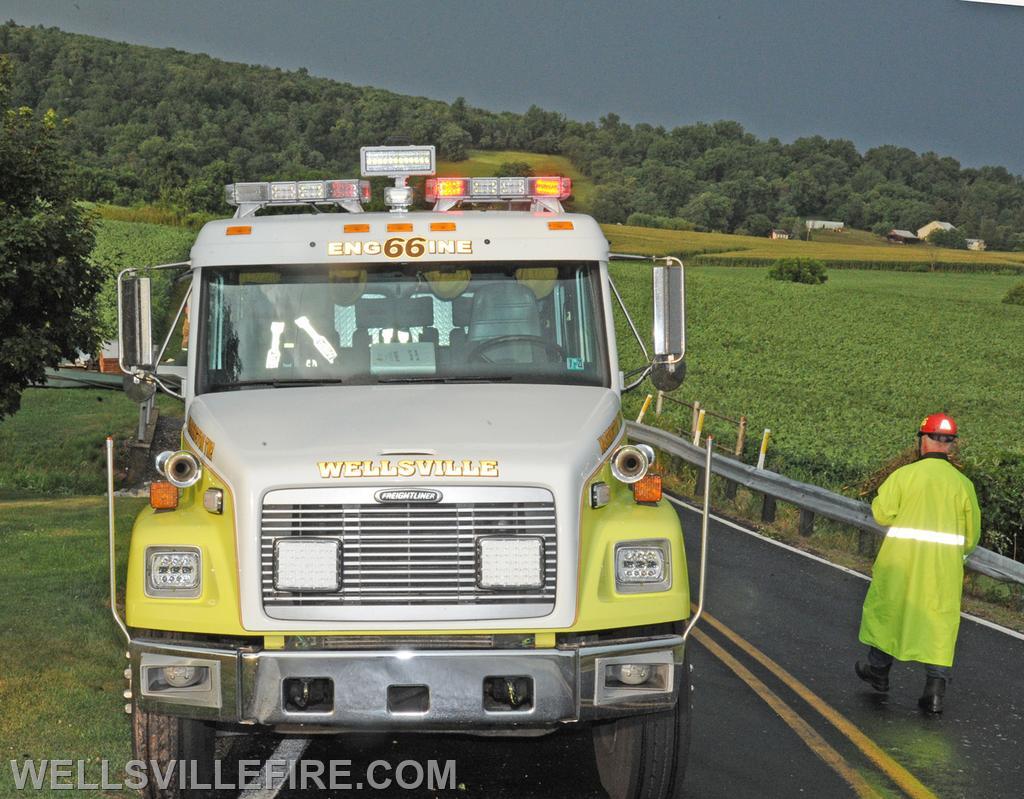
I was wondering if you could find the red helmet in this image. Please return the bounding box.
[919,413,958,437]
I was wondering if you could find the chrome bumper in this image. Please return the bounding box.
[131,635,684,731]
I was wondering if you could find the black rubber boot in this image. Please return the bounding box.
[918,677,946,714]
[855,661,890,692]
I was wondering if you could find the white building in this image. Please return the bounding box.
[805,220,844,231]
[966,238,986,251]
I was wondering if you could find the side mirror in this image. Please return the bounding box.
[651,262,686,392]
[119,276,154,372]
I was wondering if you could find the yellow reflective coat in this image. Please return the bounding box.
[859,454,981,667]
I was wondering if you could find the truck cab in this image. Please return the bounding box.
[114,146,695,799]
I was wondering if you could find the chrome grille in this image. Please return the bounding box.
[260,487,556,610]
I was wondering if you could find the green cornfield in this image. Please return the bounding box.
[611,262,1024,490]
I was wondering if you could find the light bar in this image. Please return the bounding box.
[529,176,572,199]
[225,179,370,208]
[425,175,572,204]
[360,145,436,177]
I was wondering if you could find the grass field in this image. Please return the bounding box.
[0,389,179,496]
[604,224,1024,273]
[0,493,138,797]
[436,148,596,211]
[610,262,1024,488]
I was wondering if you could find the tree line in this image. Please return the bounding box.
[3,21,1024,249]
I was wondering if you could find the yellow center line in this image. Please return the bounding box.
[692,627,882,799]
[699,610,938,799]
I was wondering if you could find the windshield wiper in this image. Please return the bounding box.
[215,378,347,391]
[375,376,515,384]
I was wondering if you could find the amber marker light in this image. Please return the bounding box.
[387,222,413,232]
[344,223,370,234]
[430,222,457,231]
[150,481,179,510]
[225,225,252,236]
[632,473,663,504]
[548,221,574,231]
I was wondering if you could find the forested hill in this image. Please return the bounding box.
[3,21,1024,249]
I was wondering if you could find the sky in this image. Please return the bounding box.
[4,0,1024,172]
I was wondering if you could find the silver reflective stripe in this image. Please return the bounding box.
[886,527,965,546]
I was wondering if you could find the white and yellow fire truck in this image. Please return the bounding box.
[110,145,701,799]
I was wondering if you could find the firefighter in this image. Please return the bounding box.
[855,413,981,714]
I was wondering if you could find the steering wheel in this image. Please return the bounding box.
[468,335,568,364]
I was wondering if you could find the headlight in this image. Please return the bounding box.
[477,537,544,590]
[274,539,340,592]
[615,540,671,593]
[146,547,201,597]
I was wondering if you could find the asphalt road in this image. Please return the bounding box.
[216,501,1024,798]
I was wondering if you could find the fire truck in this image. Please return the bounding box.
[111,145,701,799]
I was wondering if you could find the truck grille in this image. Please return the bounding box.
[260,487,557,610]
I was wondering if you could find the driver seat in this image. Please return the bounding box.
[467,282,542,363]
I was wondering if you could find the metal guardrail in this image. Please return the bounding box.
[627,421,1024,586]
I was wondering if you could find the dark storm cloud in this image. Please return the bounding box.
[5,0,1024,171]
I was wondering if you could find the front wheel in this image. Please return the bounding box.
[132,705,215,799]
[592,660,691,799]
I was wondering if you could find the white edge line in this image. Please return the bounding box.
[238,737,311,799]
[667,494,1024,643]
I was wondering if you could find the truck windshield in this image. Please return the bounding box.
[197,261,608,393]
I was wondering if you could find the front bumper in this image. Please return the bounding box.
[131,635,684,732]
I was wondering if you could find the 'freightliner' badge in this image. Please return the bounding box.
[317,459,499,479]
[375,489,443,504]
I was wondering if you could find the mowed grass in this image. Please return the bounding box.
[604,224,1024,272]
[0,494,140,797]
[436,148,596,211]
[610,263,1024,488]
[0,389,179,495]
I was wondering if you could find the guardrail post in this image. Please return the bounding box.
[857,530,876,557]
[799,509,815,537]
[761,494,777,523]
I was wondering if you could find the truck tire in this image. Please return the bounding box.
[592,660,691,799]
[132,705,215,799]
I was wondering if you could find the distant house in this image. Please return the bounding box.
[770,229,791,240]
[805,220,844,231]
[917,221,955,240]
[887,229,920,244]
[966,238,986,251]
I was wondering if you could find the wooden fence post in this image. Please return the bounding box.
[735,415,747,459]
[655,390,664,417]
[690,401,701,438]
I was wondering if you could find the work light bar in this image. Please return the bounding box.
[224,180,371,213]
[360,145,436,177]
[425,176,572,203]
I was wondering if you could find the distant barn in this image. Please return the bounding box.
[887,229,920,244]
[917,221,955,240]
[966,238,986,251]
[805,220,844,231]
[770,229,791,240]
